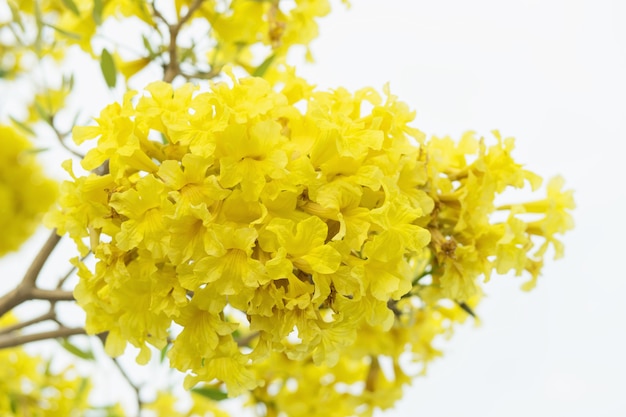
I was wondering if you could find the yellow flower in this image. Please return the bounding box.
[109,174,174,259]
[0,125,58,255]
[0,313,93,417]
[49,71,574,408]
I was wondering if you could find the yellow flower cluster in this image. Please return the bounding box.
[422,132,575,297]
[4,0,343,83]
[248,300,467,417]
[146,390,232,417]
[0,125,58,255]
[48,72,573,409]
[7,0,153,55]
[203,0,341,70]
[0,315,91,417]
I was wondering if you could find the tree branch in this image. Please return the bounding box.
[0,230,62,318]
[112,357,144,417]
[30,288,75,302]
[0,327,85,349]
[162,0,205,82]
[236,331,260,347]
[0,310,55,336]
[23,230,62,287]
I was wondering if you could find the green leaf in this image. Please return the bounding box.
[9,116,35,135]
[8,2,25,32]
[63,73,75,90]
[191,386,228,401]
[25,147,50,154]
[93,0,104,25]
[142,34,154,56]
[61,0,80,16]
[252,54,275,77]
[33,0,43,53]
[58,338,95,360]
[8,393,17,413]
[44,358,53,376]
[33,100,50,122]
[159,343,170,363]
[100,48,117,88]
[74,377,89,405]
[45,23,81,40]
[96,404,126,417]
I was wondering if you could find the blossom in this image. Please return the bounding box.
[0,314,93,417]
[0,125,58,255]
[49,71,574,409]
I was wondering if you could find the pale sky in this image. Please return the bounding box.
[2,1,625,416]
[302,1,626,416]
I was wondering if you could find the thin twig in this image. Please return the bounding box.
[181,67,221,81]
[0,327,85,349]
[178,0,205,27]
[0,230,62,317]
[236,331,260,347]
[30,288,75,302]
[55,251,90,290]
[162,0,205,82]
[0,310,55,336]
[111,355,144,417]
[49,115,84,158]
[150,0,170,25]
[23,230,62,287]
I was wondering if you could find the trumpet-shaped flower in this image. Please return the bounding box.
[49,73,574,407]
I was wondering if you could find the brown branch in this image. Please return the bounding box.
[0,327,85,349]
[112,357,143,417]
[0,310,55,336]
[150,0,170,25]
[162,0,205,82]
[30,288,75,302]
[236,331,260,347]
[181,67,221,81]
[178,0,205,27]
[23,230,62,287]
[49,115,84,159]
[0,230,62,318]
[56,254,85,289]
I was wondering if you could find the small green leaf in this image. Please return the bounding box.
[9,116,35,135]
[45,23,81,40]
[33,0,43,53]
[100,48,117,88]
[142,34,154,56]
[63,73,75,90]
[8,393,17,413]
[25,147,50,154]
[8,2,25,32]
[61,0,80,16]
[74,377,89,405]
[44,358,53,376]
[96,404,126,417]
[253,54,275,77]
[159,343,170,363]
[191,386,228,401]
[59,338,95,360]
[93,0,104,25]
[33,100,50,122]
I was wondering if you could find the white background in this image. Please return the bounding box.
[2,0,626,416]
[298,1,625,416]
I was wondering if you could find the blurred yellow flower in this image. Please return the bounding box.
[48,71,574,412]
[0,125,58,255]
